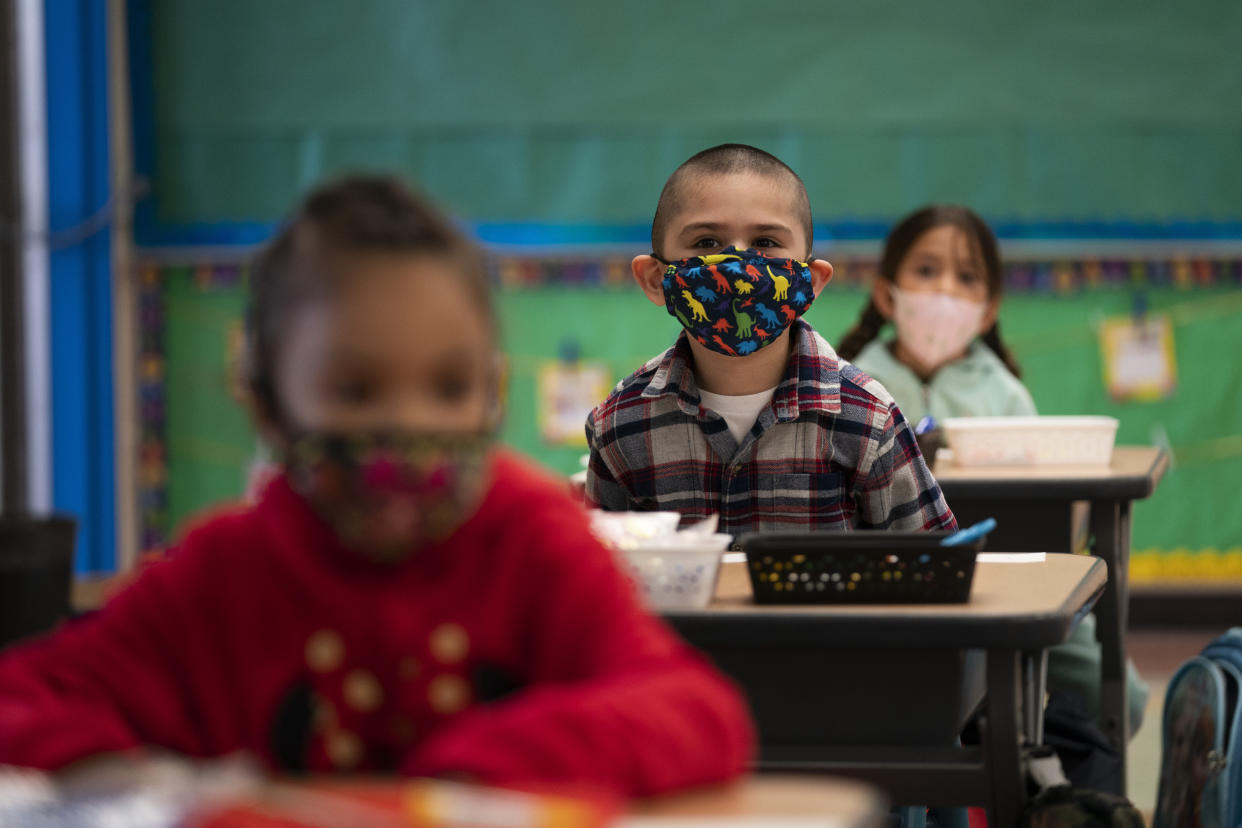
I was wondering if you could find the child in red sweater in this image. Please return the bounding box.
[0,176,753,795]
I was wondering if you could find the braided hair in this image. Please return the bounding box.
[836,204,1023,379]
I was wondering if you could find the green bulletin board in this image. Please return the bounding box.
[157,268,254,525]
[146,259,1242,573]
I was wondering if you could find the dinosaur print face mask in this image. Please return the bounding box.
[655,247,816,357]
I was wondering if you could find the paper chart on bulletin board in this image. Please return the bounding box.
[536,361,613,447]
[1098,313,1177,402]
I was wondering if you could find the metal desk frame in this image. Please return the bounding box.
[666,555,1106,826]
[935,445,1168,791]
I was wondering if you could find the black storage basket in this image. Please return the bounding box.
[0,515,77,648]
[738,530,983,604]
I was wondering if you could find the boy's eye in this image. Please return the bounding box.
[958,270,980,284]
[691,237,721,249]
[753,237,780,249]
[915,264,938,277]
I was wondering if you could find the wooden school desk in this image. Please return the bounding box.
[283,776,888,826]
[665,554,1106,827]
[261,776,888,827]
[32,764,884,827]
[934,445,1168,787]
[627,774,887,826]
[253,775,887,827]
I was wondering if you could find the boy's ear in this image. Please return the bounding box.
[871,278,896,320]
[809,259,834,297]
[631,255,668,307]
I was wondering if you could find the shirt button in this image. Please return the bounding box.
[326,730,363,769]
[429,674,470,714]
[343,669,384,712]
[305,630,345,673]
[429,623,470,664]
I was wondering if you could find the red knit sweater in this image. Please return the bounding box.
[0,450,753,795]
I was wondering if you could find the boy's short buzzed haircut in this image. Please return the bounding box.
[650,143,813,256]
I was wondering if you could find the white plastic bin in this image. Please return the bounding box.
[619,534,731,610]
[942,415,1119,467]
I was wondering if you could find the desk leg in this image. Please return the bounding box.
[986,648,1024,826]
[1023,650,1048,745]
[1090,499,1130,790]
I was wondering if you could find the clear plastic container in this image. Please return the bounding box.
[618,534,732,610]
[941,415,1119,467]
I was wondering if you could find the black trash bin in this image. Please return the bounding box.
[0,514,77,649]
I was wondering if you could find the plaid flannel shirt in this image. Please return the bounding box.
[584,320,956,537]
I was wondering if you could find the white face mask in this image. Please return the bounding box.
[890,286,987,374]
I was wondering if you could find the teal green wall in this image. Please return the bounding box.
[147,1,1242,226]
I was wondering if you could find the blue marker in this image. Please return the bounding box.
[914,415,937,436]
[940,517,998,547]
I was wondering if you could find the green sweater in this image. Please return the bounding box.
[850,338,1037,425]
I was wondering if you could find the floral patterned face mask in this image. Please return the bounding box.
[283,429,492,563]
[655,246,816,357]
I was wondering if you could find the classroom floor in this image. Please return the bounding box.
[1125,626,1220,820]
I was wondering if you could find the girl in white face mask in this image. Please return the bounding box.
[837,207,1149,744]
[836,204,1036,428]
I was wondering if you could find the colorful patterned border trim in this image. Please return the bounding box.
[489,255,1242,292]
[137,264,166,552]
[136,263,247,553]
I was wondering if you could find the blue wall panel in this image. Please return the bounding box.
[46,0,115,572]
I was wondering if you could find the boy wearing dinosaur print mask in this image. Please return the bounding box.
[585,143,955,536]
